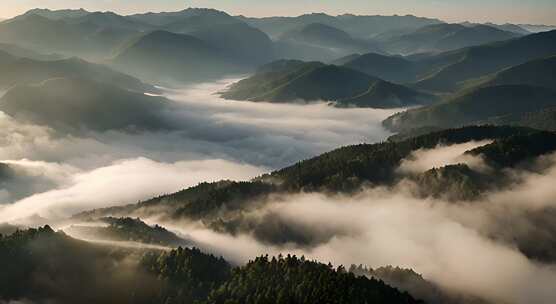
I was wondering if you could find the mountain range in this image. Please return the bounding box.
[383,54,556,131]
[220,60,436,108]
[377,23,521,54]
[1,7,556,303]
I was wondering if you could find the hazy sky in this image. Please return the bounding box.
[0,0,555,25]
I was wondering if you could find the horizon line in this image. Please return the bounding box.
[1,6,555,27]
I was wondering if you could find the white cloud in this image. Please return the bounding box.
[0,157,265,222]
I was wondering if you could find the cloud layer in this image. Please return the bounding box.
[151,151,556,304]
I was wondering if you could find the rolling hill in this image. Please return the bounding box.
[76,125,543,220]
[280,23,382,53]
[0,52,157,93]
[382,85,556,131]
[0,14,92,55]
[0,77,173,132]
[340,52,417,83]
[415,29,556,91]
[113,30,246,83]
[187,22,275,66]
[464,55,556,90]
[0,12,142,59]
[70,126,556,259]
[220,60,436,108]
[276,23,383,62]
[380,23,520,55]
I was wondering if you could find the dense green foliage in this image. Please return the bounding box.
[205,255,422,304]
[77,126,546,223]
[141,247,232,303]
[0,227,422,304]
[265,126,539,192]
[414,164,487,201]
[467,131,556,168]
[0,226,159,303]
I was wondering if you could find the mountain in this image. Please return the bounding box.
[17,8,90,20]
[382,85,556,132]
[0,14,92,56]
[113,30,246,84]
[464,55,556,90]
[0,226,422,304]
[70,126,556,261]
[129,8,239,27]
[70,125,556,254]
[0,53,157,93]
[238,13,442,39]
[76,126,542,220]
[341,52,417,83]
[0,77,173,132]
[65,11,152,31]
[220,60,436,108]
[381,23,520,55]
[414,30,556,91]
[0,13,139,59]
[187,23,275,65]
[279,23,383,57]
[0,226,229,304]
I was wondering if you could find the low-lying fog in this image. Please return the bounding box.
[2,76,556,304]
[0,78,399,220]
[148,148,556,304]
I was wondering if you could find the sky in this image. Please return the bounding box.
[0,0,555,25]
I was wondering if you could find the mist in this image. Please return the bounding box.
[0,78,398,222]
[0,157,265,222]
[398,140,492,174]
[141,149,556,304]
[3,78,555,304]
